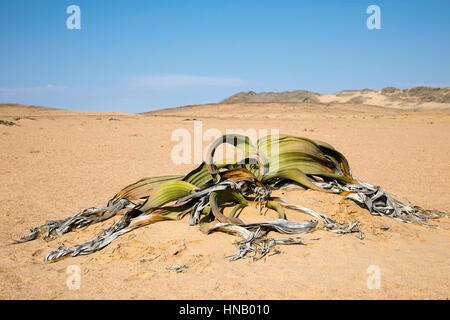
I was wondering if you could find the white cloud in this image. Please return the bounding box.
[0,84,66,94]
[128,74,244,88]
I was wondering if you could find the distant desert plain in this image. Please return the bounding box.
[0,86,449,299]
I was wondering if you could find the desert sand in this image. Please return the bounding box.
[0,101,449,299]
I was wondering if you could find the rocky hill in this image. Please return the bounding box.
[220,86,450,111]
[221,90,320,103]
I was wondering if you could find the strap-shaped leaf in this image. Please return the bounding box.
[313,139,353,179]
[206,134,268,179]
[108,175,183,205]
[182,162,214,189]
[139,180,197,212]
[262,168,324,191]
[209,189,247,224]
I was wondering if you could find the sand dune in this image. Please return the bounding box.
[0,102,449,299]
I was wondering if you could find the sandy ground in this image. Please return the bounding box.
[0,102,449,299]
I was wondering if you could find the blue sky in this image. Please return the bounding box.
[0,0,449,112]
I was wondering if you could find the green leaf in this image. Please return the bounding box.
[139,180,197,212]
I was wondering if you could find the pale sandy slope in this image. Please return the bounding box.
[0,102,449,299]
[318,89,450,111]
